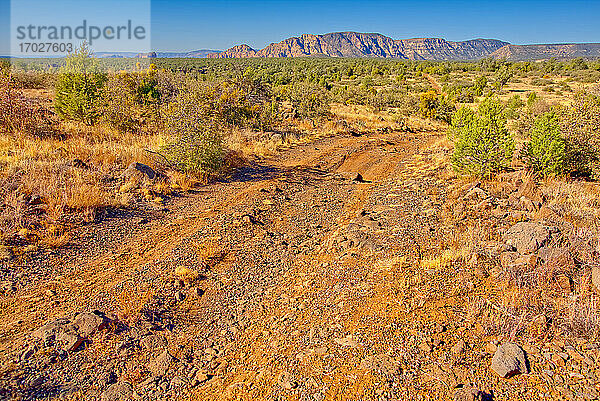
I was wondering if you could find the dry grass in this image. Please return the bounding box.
[116,286,156,327]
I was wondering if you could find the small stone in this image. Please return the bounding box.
[175,266,199,282]
[101,382,133,401]
[73,312,107,337]
[484,342,497,354]
[191,287,205,297]
[277,371,297,390]
[147,350,176,376]
[500,252,537,270]
[463,187,487,202]
[360,354,401,375]
[452,340,466,355]
[418,340,433,353]
[334,335,359,348]
[490,342,529,378]
[56,331,83,352]
[453,385,490,401]
[194,371,209,384]
[552,353,566,367]
[352,173,365,182]
[122,162,156,180]
[140,334,167,356]
[503,222,553,254]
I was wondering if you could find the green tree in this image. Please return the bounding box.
[521,112,566,176]
[494,66,513,91]
[473,76,487,96]
[419,90,455,123]
[54,43,107,125]
[451,98,515,177]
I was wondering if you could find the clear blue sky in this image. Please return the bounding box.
[2,0,600,53]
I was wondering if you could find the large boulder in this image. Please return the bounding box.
[503,222,553,254]
[490,342,529,378]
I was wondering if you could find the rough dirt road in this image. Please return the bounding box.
[0,128,589,400]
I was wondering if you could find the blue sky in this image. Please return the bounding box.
[2,0,600,53]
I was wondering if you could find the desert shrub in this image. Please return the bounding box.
[159,81,224,174]
[560,91,600,177]
[99,65,164,133]
[100,73,144,133]
[521,112,566,176]
[281,81,330,121]
[11,71,57,89]
[504,94,524,120]
[473,75,487,96]
[54,43,107,125]
[0,71,56,137]
[494,66,513,90]
[453,87,474,103]
[419,90,456,123]
[447,106,475,140]
[451,98,515,177]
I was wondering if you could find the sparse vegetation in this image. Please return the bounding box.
[3,54,600,401]
[521,112,566,176]
[54,44,107,125]
[450,98,514,177]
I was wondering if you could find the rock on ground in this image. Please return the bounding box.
[147,350,176,376]
[503,222,552,254]
[490,342,529,378]
[101,382,133,401]
[122,162,156,181]
[453,385,491,401]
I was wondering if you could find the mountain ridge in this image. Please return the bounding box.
[208,32,509,60]
[489,43,600,60]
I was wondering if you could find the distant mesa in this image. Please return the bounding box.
[95,49,221,59]
[136,52,157,58]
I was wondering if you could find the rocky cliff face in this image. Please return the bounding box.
[213,44,258,58]
[208,32,509,60]
[490,43,600,60]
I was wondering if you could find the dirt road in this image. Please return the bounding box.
[0,127,569,400]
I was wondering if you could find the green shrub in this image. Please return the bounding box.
[504,94,524,120]
[160,84,224,174]
[560,91,600,177]
[281,81,330,121]
[473,75,487,96]
[54,43,107,125]
[99,66,164,133]
[521,112,566,176]
[419,90,455,123]
[451,98,515,177]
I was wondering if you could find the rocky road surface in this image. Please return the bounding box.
[1,128,599,400]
